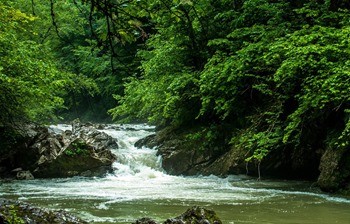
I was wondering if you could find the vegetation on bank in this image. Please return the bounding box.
[1,0,350,184]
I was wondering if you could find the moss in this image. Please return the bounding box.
[0,204,25,224]
[64,139,90,157]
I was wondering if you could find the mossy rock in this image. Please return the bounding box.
[34,138,115,178]
[164,206,222,224]
[133,206,222,224]
[0,199,86,224]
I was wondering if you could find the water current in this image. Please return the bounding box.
[1,124,350,223]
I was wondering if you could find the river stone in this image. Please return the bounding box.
[0,199,87,224]
[135,134,157,149]
[132,206,222,224]
[16,170,34,180]
[164,206,222,224]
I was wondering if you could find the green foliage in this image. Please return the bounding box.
[109,0,219,125]
[64,141,89,157]
[110,0,350,165]
[265,25,350,146]
[1,205,25,224]
[0,2,61,123]
[0,0,99,124]
[186,124,226,152]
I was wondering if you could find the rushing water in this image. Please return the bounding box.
[1,124,350,223]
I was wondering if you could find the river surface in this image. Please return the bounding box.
[1,124,350,223]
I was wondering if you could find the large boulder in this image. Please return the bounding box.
[135,127,219,176]
[134,126,258,177]
[33,138,116,178]
[0,119,118,179]
[133,206,222,224]
[164,206,222,224]
[33,120,118,178]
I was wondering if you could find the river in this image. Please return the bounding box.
[1,124,350,223]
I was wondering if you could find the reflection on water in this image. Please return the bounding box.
[1,124,350,223]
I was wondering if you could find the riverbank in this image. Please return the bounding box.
[136,125,350,195]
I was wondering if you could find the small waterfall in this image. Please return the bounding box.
[100,124,164,178]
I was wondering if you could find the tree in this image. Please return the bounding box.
[0,1,96,125]
[109,0,350,166]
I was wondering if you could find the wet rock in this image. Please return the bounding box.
[0,119,118,179]
[0,199,87,224]
[201,146,248,176]
[133,218,158,224]
[16,170,34,180]
[34,127,117,178]
[11,167,23,172]
[133,207,222,224]
[317,147,350,192]
[164,206,222,224]
[95,124,106,129]
[158,139,215,176]
[135,134,157,149]
[136,127,220,176]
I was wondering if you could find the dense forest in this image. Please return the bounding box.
[1,0,350,188]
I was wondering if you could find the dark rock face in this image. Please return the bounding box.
[133,206,222,224]
[317,147,350,192]
[0,199,87,224]
[134,134,157,149]
[136,126,349,194]
[0,119,118,179]
[201,146,248,177]
[135,127,218,176]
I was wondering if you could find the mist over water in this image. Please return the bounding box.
[1,124,350,223]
